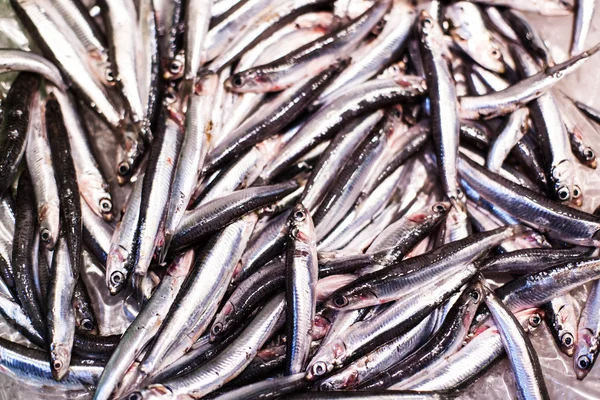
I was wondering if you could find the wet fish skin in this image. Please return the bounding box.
[469,0,573,16]
[73,279,96,332]
[543,293,579,357]
[0,49,66,91]
[571,0,596,56]
[225,0,392,93]
[0,73,39,198]
[481,283,550,400]
[46,95,83,281]
[286,203,318,375]
[169,181,298,254]
[12,171,45,337]
[458,155,600,246]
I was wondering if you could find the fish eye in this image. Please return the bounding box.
[557,187,570,201]
[422,18,433,29]
[584,148,595,161]
[529,314,542,327]
[105,68,115,82]
[232,76,244,88]
[573,186,582,199]
[40,228,51,243]
[320,381,334,391]
[294,209,306,222]
[99,198,113,213]
[166,90,177,104]
[432,203,447,213]
[110,271,125,287]
[332,295,348,308]
[211,322,223,336]
[469,289,480,302]
[170,60,183,74]
[81,319,94,331]
[52,360,63,371]
[490,48,501,59]
[312,361,328,376]
[578,355,591,369]
[561,333,574,348]
[118,162,131,177]
[129,393,143,400]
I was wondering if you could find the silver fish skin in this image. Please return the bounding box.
[317,0,416,104]
[47,231,76,381]
[458,155,600,246]
[399,308,543,391]
[218,17,332,142]
[469,0,572,15]
[446,2,504,73]
[325,226,521,311]
[101,0,145,125]
[418,11,460,204]
[480,247,590,274]
[512,46,575,201]
[106,172,144,295]
[361,282,484,390]
[312,111,400,240]
[208,0,334,73]
[92,250,194,400]
[81,198,112,266]
[484,6,519,42]
[53,0,106,55]
[571,0,596,55]
[573,280,600,380]
[481,284,550,400]
[133,111,184,281]
[286,203,318,374]
[210,67,232,148]
[162,72,217,259]
[486,107,530,172]
[459,47,597,120]
[211,0,244,18]
[318,311,436,391]
[0,336,102,396]
[302,112,383,213]
[137,0,160,141]
[203,0,289,63]
[183,0,213,81]
[81,251,133,337]
[260,76,427,184]
[543,292,578,357]
[342,202,402,253]
[139,215,256,376]
[51,88,114,221]
[306,265,477,379]
[11,0,122,128]
[213,373,307,400]
[25,90,60,250]
[225,0,392,93]
[0,49,66,91]
[135,294,286,399]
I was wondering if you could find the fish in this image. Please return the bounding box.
[573,280,600,380]
[543,293,579,357]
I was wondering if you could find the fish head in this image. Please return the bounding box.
[49,343,71,381]
[574,329,598,380]
[306,339,346,380]
[163,50,185,81]
[461,280,485,327]
[325,287,378,310]
[289,203,316,244]
[225,69,275,93]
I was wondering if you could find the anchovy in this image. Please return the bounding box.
[162,72,217,259]
[93,251,194,400]
[481,284,550,400]
[46,94,83,283]
[480,247,591,274]
[73,279,95,332]
[571,0,596,55]
[11,0,122,128]
[286,203,318,374]
[543,292,579,357]
[317,1,416,104]
[486,108,529,173]
[418,11,460,203]
[458,155,600,246]
[306,265,477,379]
[361,282,483,389]
[134,294,286,399]
[81,200,112,266]
[0,73,39,198]
[139,215,256,376]
[0,49,66,90]
[25,90,60,250]
[132,110,184,283]
[214,373,307,400]
[502,10,554,66]
[226,0,391,92]
[169,181,298,254]
[183,0,213,81]
[260,77,427,183]
[51,88,114,221]
[469,0,572,15]
[573,280,600,380]
[208,62,345,172]
[459,47,597,119]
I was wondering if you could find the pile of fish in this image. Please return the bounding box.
[2,0,600,398]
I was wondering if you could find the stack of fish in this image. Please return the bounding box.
[0,0,600,398]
